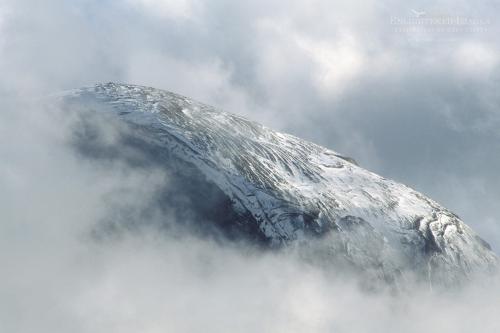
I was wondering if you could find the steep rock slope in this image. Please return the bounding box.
[61,82,497,286]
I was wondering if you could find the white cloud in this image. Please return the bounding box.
[453,42,499,77]
[126,0,197,20]
[295,32,365,96]
[124,50,259,118]
[255,19,365,98]
[0,5,9,59]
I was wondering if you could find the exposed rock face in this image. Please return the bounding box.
[60,82,497,287]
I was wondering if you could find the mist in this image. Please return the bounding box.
[1,85,499,333]
[0,103,498,333]
[1,0,500,332]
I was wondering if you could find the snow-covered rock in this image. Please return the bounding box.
[61,82,497,287]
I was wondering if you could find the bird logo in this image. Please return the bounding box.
[411,9,426,18]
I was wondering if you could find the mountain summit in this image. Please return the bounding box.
[61,82,497,287]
